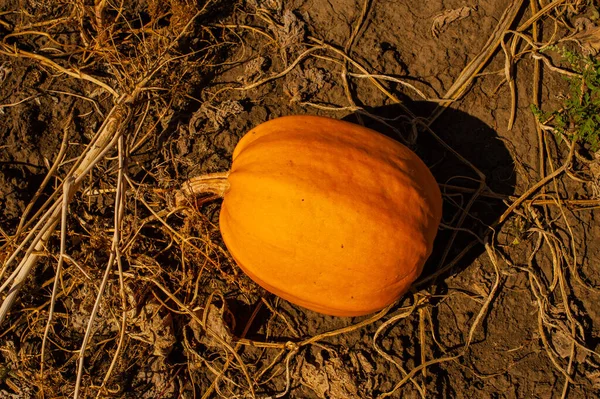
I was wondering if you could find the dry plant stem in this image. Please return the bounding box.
[232,303,394,351]
[426,0,562,122]
[341,0,370,119]
[0,200,60,290]
[1,15,208,395]
[0,94,40,109]
[96,135,128,398]
[3,30,78,50]
[13,11,74,31]
[508,33,521,129]
[559,264,576,397]
[348,73,431,100]
[12,157,79,242]
[344,0,370,53]
[0,105,125,283]
[202,299,394,396]
[4,104,126,271]
[562,326,575,399]
[39,176,73,382]
[341,69,359,119]
[518,0,567,33]
[531,53,581,78]
[94,0,107,38]
[256,349,286,385]
[129,100,158,154]
[46,89,104,118]
[73,253,118,396]
[500,34,518,130]
[299,303,392,347]
[258,298,302,340]
[468,242,501,347]
[9,185,74,258]
[300,102,361,112]
[0,207,60,323]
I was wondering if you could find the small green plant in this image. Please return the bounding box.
[531,46,600,151]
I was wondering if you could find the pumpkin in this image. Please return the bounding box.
[178,115,442,317]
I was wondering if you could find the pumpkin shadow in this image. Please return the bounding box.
[342,101,516,289]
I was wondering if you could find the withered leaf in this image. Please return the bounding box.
[431,6,477,38]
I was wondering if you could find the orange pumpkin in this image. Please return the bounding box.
[179,115,442,316]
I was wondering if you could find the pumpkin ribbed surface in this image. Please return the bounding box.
[216,115,442,317]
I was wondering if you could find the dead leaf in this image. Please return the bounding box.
[284,67,329,103]
[238,56,268,85]
[130,357,177,399]
[190,100,244,133]
[349,350,375,374]
[299,350,360,399]
[191,303,233,349]
[550,328,587,363]
[570,18,600,55]
[129,301,176,357]
[431,6,477,38]
[248,0,282,13]
[590,370,600,390]
[275,9,306,51]
[0,61,11,86]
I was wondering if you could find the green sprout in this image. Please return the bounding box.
[532,46,600,151]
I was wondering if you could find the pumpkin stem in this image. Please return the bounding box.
[176,171,230,207]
